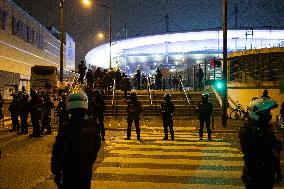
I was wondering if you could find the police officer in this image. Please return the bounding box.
[125,93,143,140]
[19,93,29,134]
[56,94,68,133]
[8,93,20,132]
[90,89,106,141]
[239,97,278,189]
[41,93,54,135]
[197,93,213,141]
[160,94,175,140]
[51,90,101,189]
[28,90,43,137]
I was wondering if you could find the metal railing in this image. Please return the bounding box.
[146,77,153,106]
[179,78,191,107]
[111,78,116,116]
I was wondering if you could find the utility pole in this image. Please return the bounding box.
[165,14,170,33]
[222,0,228,128]
[59,0,64,82]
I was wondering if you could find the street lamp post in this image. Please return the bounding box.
[59,0,64,82]
[82,0,112,69]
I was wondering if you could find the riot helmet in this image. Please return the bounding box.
[66,90,88,111]
[30,90,37,99]
[201,93,209,101]
[129,92,137,101]
[247,97,277,122]
[164,94,171,102]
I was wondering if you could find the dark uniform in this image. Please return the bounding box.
[41,94,54,135]
[240,97,278,189]
[8,93,20,131]
[29,90,43,137]
[78,60,87,84]
[197,93,213,140]
[160,94,175,140]
[240,120,276,189]
[125,93,142,140]
[90,90,106,141]
[51,113,101,189]
[19,93,29,134]
[51,91,101,189]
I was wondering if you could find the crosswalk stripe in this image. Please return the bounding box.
[92,181,244,189]
[117,140,232,145]
[102,157,244,166]
[94,125,247,188]
[109,149,243,157]
[112,143,240,151]
[95,167,242,178]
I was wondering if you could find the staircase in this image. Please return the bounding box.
[104,90,221,119]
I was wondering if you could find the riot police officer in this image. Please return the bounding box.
[197,93,213,141]
[240,97,278,189]
[160,94,175,140]
[51,90,101,189]
[19,93,29,134]
[41,93,54,135]
[28,90,43,137]
[9,93,20,132]
[125,93,143,140]
[90,89,106,141]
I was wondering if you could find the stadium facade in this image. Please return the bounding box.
[85,29,284,75]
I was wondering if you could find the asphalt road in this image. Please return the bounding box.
[1,118,284,189]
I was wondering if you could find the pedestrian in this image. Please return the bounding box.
[125,92,143,140]
[196,93,213,141]
[8,93,20,132]
[141,73,147,90]
[78,60,87,84]
[155,68,163,90]
[196,68,204,91]
[90,89,106,141]
[160,94,175,140]
[135,68,141,90]
[41,93,54,135]
[85,69,93,88]
[28,90,43,138]
[19,93,29,134]
[240,97,278,189]
[51,90,101,189]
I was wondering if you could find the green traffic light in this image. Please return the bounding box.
[217,82,222,89]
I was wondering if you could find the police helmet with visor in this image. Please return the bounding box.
[66,90,88,111]
[247,97,277,122]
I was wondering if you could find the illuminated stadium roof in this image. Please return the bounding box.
[85,30,284,73]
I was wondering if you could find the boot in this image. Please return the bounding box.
[199,129,203,140]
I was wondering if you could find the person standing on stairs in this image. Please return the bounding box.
[160,94,175,140]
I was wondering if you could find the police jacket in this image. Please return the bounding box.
[161,101,174,118]
[197,100,213,118]
[239,120,275,184]
[125,100,142,120]
[51,115,101,176]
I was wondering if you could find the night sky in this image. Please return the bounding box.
[12,0,284,64]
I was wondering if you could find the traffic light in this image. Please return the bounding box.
[210,58,216,68]
[210,58,222,67]
[229,61,239,81]
[215,59,222,67]
[214,80,224,92]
